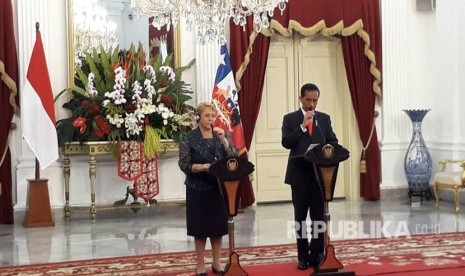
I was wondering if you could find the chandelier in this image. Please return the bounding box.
[73,0,119,62]
[131,0,288,44]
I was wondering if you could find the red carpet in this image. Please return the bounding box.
[1,232,465,275]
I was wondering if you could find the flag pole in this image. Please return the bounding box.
[35,158,40,180]
[24,21,54,228]
[34,22,40,181]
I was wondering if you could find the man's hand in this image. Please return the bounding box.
[301,110,314,128]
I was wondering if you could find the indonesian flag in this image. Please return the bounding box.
[211,44,246,154]
[22,30,59,170]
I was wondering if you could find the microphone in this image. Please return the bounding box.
[211,124,219,160]
[314,113,326,144]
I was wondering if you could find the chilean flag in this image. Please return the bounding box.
[22,29,59,170]
[211,44,246,154]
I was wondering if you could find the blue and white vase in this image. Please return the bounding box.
[403,109,432,201]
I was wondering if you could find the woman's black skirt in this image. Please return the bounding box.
[186,186,228,237]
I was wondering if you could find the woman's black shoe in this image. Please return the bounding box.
[212,264,225,275]
[196,273,207,276]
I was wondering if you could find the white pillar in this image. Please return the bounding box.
[380,0,410,189]
[195,42,221,104]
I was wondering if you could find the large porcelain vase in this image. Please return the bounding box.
[403,109,432,201]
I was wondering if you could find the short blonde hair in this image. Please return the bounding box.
[196,102,216,116]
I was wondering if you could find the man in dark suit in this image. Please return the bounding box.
[281,83,338,270]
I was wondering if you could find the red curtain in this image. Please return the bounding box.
[342,35,381,200]
[230,21,271,150]
[0,0,20,224]
[148,18,174,62]
[229,0,382,200]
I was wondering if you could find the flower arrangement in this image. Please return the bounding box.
[56,43,195,156]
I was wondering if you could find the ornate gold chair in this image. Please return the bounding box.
[433,159,465,213]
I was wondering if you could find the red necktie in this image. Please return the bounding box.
[307,119,313,136]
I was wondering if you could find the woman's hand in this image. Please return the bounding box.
[213,127,226,141]
[213,127,230,149]
[202,163,211,172]
[192,163,210,173]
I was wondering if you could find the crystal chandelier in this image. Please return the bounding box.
[233,0,289,32]
[131,0,288,44]
[130,0,182,31]
[74,0,119,62]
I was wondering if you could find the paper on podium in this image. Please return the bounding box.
[306,143,320,153]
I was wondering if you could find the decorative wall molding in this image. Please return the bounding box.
[381,0,409,143]
[195,42,220,105]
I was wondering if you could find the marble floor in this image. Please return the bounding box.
[1,197,465,267]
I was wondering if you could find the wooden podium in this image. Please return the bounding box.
[209,156,255,276]
[304,143,354,276]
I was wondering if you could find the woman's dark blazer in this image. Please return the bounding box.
[178,128,237,190]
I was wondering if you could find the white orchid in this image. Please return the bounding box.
[106,114,124,128]
[159,66,176,82]
[124,113,143,137]
[87,72,98,97]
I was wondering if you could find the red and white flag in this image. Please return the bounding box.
[211,44,246,154]
[22,29,59,170]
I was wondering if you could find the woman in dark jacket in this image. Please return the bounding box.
[178,102,237,276]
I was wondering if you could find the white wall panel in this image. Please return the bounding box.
[381,0,465,190]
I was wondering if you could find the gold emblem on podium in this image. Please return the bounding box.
[227,158,238,171]
[322,144,335,159]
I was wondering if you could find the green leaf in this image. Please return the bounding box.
[174,58,196,80]
[56,118,75,146]
[74,67,89,93]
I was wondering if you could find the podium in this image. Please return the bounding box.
[209,156,255,276]
[304,143,354,276]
